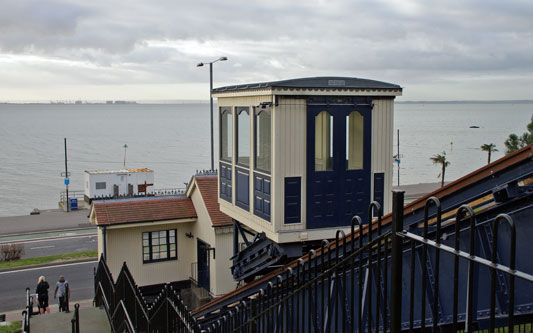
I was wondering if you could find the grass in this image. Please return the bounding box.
[0,250,97,270]
[0,321,22,333]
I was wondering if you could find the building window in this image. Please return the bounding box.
[346,111,364,170]
[220,107,232,162]
[254,107,271,173]
[142,229,177,263]
[315,111,333,171]
[95,182,106,190]
[237,107,250,166]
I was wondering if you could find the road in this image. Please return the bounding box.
[19,235,97,258]
[0,261,97,313]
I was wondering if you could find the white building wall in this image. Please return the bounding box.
[85,170,154,199]
[214,227,236,296]
[104,221,194,287]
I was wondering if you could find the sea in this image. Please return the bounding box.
[0,102,531,217]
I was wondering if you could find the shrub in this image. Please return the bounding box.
[0,244,25,262]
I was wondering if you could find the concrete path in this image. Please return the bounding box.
[30,304,110,333]
[392,182,448,200]
[0,208,93,236]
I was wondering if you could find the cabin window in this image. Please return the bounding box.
[220,107,232,162]
[254,107,271,173]
[346,111,364,170]
[95,182,106,190]
[237,107,250,166]
[142,229,177,263]
[315,111,333,171]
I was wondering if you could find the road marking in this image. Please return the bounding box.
[0,260,98,275]
[0,234,96,245]
[29,245,55,250]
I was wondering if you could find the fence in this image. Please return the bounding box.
[199,191,533,332]
[93,257,198,332]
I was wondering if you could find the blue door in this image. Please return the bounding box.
[306,98,372,229]
[197,239,210,291]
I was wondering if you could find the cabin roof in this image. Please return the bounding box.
[85,168,153,175]
[212,76,402,93]
[92,196,196,225]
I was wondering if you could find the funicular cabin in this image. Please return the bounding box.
[213,77,402,281]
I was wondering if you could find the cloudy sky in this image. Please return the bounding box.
[1,0,532,101]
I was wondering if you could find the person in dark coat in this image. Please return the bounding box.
[36,276,50,314]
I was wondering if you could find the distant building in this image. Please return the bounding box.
[84,168,154,202]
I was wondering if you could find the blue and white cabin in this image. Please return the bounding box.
[214,77,402,279]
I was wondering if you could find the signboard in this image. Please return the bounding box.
[64,178,70,185]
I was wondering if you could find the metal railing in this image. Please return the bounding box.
[200,191,533,332]
[94,256,199,332]
[22,287,36,333]
[71,303,80,333]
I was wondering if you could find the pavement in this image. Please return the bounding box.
[392,181,447,200]
[0,208,94,236]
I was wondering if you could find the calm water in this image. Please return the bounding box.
[0,102,531,217]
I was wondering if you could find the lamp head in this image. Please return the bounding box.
[219,57,228,61]
[196,62,204,67]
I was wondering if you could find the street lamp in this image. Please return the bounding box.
[197,56,228,171]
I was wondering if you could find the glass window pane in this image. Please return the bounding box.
[143,233,149,240]
[255,108,271,172]
[152,238,159,245]
[170,250,176,258]
[220,107,233,161]
[237,107,250,166]
[159,231,166,238]
[315,111,333,171]
[169,237,175,244]
[144,254,150,261]
[169,230,175,237]
[152,245,160,253]
[143,239,149,247]
[160,252,167,259]
[160,245,167,252]
[143,247,150,254]
[170,243,176,250]
[347,111,364,170]
[153,253,160,260]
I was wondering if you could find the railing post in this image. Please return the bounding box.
[390,190,404,333]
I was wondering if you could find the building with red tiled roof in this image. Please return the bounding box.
[90,173,236,297]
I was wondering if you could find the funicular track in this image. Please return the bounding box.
[192,145,533,332]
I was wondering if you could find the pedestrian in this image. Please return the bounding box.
[54,275,70,313]
[35,276,50,314]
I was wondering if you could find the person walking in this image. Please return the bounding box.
[54,275,70,313]
[35,276,50,314]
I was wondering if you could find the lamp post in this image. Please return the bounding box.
[197,56,228,171]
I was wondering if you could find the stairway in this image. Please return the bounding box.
[30,306,110,333]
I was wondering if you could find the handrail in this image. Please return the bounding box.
[111,300,136,333]
[22,310,29,333]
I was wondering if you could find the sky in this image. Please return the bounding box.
[0,0,532,101]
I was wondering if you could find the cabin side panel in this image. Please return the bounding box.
[217,96,275,235]
[274,97,307,232]
[371,99,394,214]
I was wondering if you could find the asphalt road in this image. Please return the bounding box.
[0,261,97,313]
[20,234,97,258]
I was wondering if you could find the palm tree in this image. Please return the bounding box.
[430,151,450,187]
[504,114,533,154]
[481,143,498,164]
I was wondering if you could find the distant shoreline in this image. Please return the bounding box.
[0,100,532,105]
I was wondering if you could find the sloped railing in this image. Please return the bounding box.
[93,257,198,332]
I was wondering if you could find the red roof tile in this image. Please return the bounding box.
[93,197,197,226]
[195,177,232,227]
